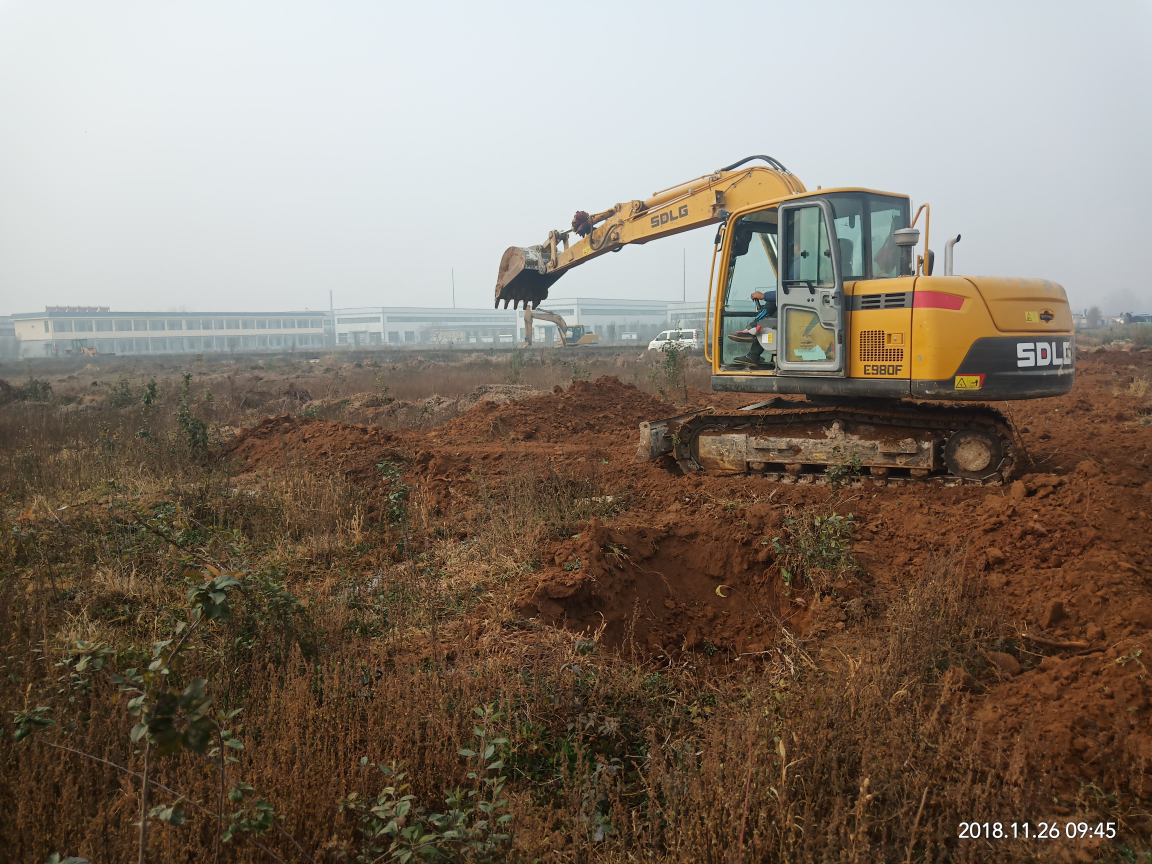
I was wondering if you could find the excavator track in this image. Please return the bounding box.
[637,400,1016,487]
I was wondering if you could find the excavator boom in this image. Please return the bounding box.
[494,156,805,308]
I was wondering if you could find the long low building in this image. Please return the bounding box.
[334,306,522,346]
[8,298,709,357]
[12,307,327,357]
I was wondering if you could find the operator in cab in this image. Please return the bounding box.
[728,289,777,367]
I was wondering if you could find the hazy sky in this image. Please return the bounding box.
[1,1,1149,316]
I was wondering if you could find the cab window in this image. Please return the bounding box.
[823,193,910,279]
[828,197,864,280]
[781,206,834,288]
[720,209,778,365]
[869,202,907,278]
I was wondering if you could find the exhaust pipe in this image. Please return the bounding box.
[944,234,961,276]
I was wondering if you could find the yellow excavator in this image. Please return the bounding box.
[64,340,99,357]
[494,156,1075,485]
[522,308,600,347]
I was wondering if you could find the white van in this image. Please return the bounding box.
[648,329,701,351]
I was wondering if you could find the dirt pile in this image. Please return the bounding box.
[442,376,675,444]
[222,415,403,490]
[973,640,1152,799]
[298,383,542,427]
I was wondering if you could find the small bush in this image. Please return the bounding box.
[647,339,688,403]
[772,505,858,590]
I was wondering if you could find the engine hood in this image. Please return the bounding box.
[965,276,1072,333]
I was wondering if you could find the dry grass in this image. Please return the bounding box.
[1126,376,1150,399]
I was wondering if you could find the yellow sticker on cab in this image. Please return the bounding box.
[954,375,984,390]
[1025,311,1039,323]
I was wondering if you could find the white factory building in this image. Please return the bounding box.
[11,307,327,358]
[7,299,712,357]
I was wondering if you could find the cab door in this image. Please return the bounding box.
[776,200,845,375]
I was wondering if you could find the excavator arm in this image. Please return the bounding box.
[494,156,805,309]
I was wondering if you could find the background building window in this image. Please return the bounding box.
[226,319,239,329]
[167,320,182,330]
[387,331,399,343]
[53,320,73,332]
[242,319,255,329]
[134,320,148,331]
[96,320,113,331]
[148,320,165,331]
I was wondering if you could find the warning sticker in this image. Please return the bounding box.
[1025,311,1039,323]
[954,375,985,390]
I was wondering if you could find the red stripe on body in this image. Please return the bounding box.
[913,291,965,310]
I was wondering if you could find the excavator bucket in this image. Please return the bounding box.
[494,245,562,309]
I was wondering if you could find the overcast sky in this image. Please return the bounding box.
[1,1,1149,316]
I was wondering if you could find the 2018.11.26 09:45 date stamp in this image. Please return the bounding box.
[958,821,1117,840]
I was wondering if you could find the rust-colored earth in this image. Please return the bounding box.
[224,352,1152,802]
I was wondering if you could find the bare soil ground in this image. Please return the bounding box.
[2,343,1152,862]
[222,348,1152,809]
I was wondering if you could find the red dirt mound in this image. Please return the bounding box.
[222,415,403,489]
[972,639,1152,799]
[517,509,800,661]
[441,376,675,444]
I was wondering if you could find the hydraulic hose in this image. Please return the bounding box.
[719,155,790,174]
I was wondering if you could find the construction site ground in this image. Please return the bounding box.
[3,342,1152,860]
[221,350,1152,807]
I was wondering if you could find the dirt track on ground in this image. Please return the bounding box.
[224,351,1152,802]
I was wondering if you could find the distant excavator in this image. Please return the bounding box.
[494,156,1075,485]
[64,340,99,357]
[522,307,599,347]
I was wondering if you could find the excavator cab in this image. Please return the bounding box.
[564,325,599,346]
[718,193,914,376]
